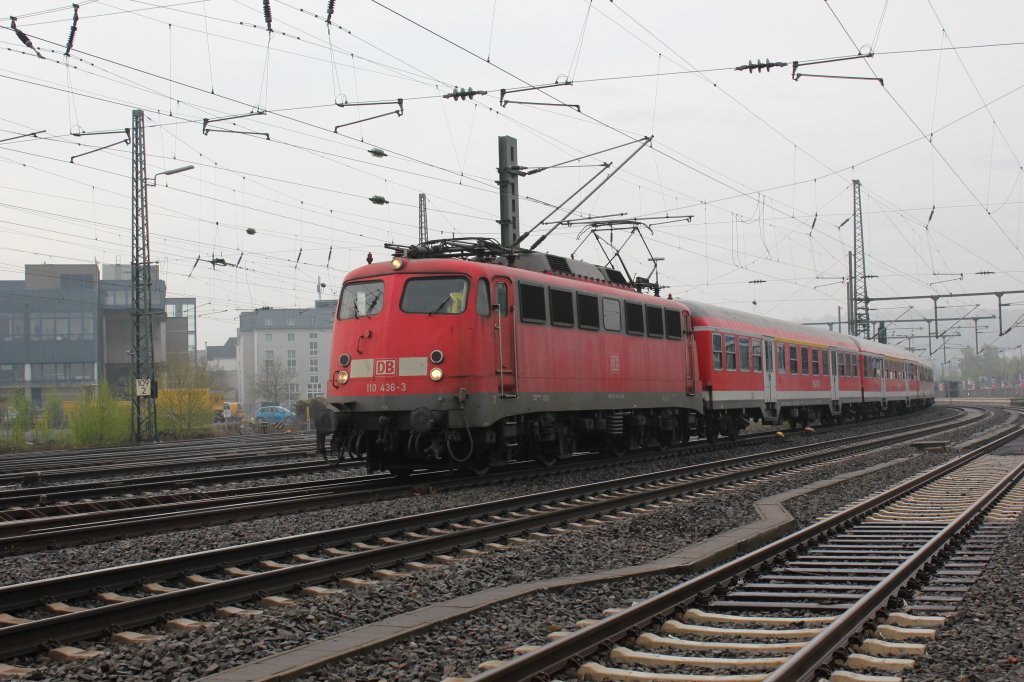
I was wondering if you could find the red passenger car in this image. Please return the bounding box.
[319,241,702,474]
[686,301,934,439]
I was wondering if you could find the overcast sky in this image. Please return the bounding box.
[2,0,1023,363]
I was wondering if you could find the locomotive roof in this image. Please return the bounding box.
[683,300,924,365]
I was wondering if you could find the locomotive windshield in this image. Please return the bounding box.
[400,277,469,315]
[338,280,384,320]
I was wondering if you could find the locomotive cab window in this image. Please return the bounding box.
[549,288,575,327]
[476,279,490,317]
[602,298,622,331]
[401,277,469,315]
[338,280,384,320]
[625,302,645,335]
[519,283,547,323]
[739,337,750,371]
[645,306,664,338]
[577,293,600,330]
[665,310,683,339]
[495,282,509,317]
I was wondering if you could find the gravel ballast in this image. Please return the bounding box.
[5,407,1007,681]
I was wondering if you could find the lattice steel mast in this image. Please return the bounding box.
[131,108,157,442]
[847,179,871,337]
[418,193,429,244]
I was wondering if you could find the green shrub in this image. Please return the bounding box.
[69,383,131,447]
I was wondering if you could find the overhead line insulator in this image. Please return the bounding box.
[443,87,487,101]
[263,0,272,32]
[735,59,787,73]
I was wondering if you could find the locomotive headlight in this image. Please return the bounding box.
[390,257,405,270]
[335,369,350,385]
[429,367,443,382]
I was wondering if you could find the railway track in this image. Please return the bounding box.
[468,424,1024,682]
[0,433,317,485]
[0,408,978,554]
[0,407,988,661]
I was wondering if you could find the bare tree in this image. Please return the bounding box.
[255,358,298,407]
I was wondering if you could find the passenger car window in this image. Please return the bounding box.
[752,338,762,371]
[338,280,384,320]
[777,343,786,375]
[789,345,798,374]
[725,335,736,370]
[401,277,469,314]
[739,337,750,371]
[713,333,723,370]
[801,347,809,375]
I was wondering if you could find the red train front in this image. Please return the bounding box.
[318,241,703,475]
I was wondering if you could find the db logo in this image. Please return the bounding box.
[374,358,397,376]
[610,354,620,373]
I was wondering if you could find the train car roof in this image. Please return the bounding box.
[683,300,925,364]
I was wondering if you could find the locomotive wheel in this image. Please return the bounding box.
[726,418,740,441]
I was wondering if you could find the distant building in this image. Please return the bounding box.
[0,263,195,406]
[206,336,238,402]
[237,300,334,413]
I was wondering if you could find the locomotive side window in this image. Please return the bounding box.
[496,282,509,317]
[801,347,809,375]
[725,335,737,370]
[665,310,683,339]
[519,283,547,323]
[577,294,600,330]
[602,298,622,332]
[811,349,820,375]
[476,279,490,317]
[645,306,664,337]
[549,288,575,327]
[625,302,645,335]
[752,339,762,371]
[789,345,798,374]
[401,277,469,315]
[338,280,384,320]
[712,333,723,370]
[739,337,750,371]
[777,343,786,374]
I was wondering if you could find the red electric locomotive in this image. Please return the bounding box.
[318,239,703,475]
[686,301,934,440]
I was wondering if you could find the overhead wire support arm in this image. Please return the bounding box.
[202,110,269,139]
[70,136,129,163]
[500,78,578,110]
[792,52,883,85]
[334,98,404,131]
[0,130,44,144]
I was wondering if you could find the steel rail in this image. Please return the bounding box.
[0,410,983,658]
[471,421,1024,682]
[766,450,1024,680]
[0,409,975,554]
